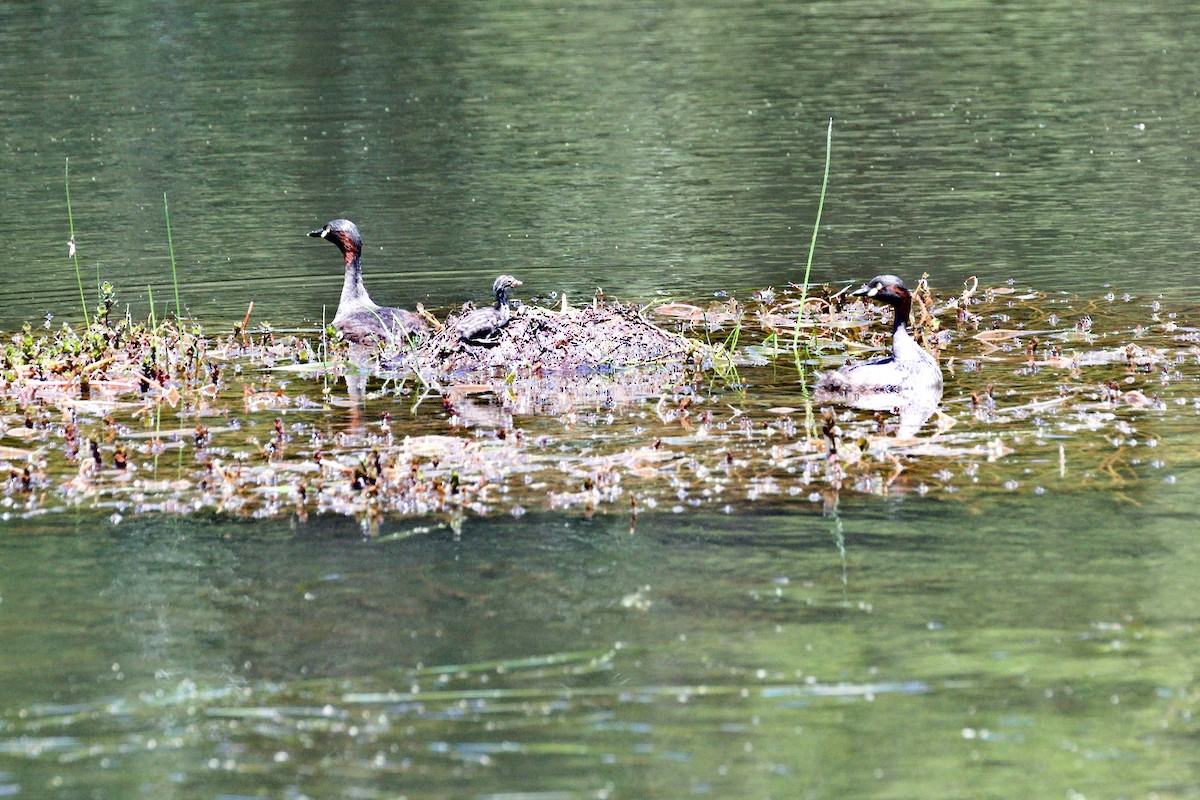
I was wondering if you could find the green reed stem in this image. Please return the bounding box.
[153,398,163,477]
[164,193,181,318]
[792,118,833,376]
[64,159,90,328]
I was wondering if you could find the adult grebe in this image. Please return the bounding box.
[456,274,523,346]
[308,218,428,344]
[814,274,942,401]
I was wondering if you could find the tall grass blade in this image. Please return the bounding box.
[64,159,90,327]
[163,193,181,319]
[793,119,834,377]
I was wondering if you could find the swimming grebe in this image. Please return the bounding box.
[456,274,523,346]
[308,218,428,344]
[814,274,942,401]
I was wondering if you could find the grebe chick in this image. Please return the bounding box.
[308,218,428,344]
[814,274,942,402]
[456,274,523,346]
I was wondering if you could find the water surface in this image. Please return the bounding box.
[3,1,1200,328]
[3,1,1200,798]
[4,492,1200,798]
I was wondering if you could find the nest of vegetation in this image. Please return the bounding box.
[392,301,709,380]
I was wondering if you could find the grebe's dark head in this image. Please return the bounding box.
[851,274,913,329]
[492,274,523,303]
[851,274,910,306]
[308,218,362,258]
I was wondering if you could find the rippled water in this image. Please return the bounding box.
[4,1,1200,329]
[3,1,1200,797]
[5,494,1200,798]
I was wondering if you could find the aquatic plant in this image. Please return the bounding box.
[163,192,182,319]
[63,159,89,328]
[0,244,1188,533]
[792,118,834,380]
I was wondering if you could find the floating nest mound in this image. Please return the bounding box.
[399,301,709,379]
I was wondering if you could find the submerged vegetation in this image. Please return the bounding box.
[0,272,1190,531]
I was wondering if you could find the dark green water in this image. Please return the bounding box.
[4,492,1200,797]
[4,0,1200,328]
[4,1,1200,797]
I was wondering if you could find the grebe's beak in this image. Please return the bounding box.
[308,227,329,238]
[850,282,873,297]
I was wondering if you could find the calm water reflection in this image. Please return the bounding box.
[3,0,1200,797]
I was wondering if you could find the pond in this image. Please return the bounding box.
[3,1,1200,797]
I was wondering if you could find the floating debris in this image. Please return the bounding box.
[0,277,1191,526]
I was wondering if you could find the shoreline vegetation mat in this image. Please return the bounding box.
[0,277,1193,531]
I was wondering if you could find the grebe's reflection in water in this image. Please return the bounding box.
[816,382,943,438]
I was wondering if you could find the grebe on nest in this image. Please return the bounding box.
[814,274,942,402]
[308,218,428,344]
[456,274,522,346]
